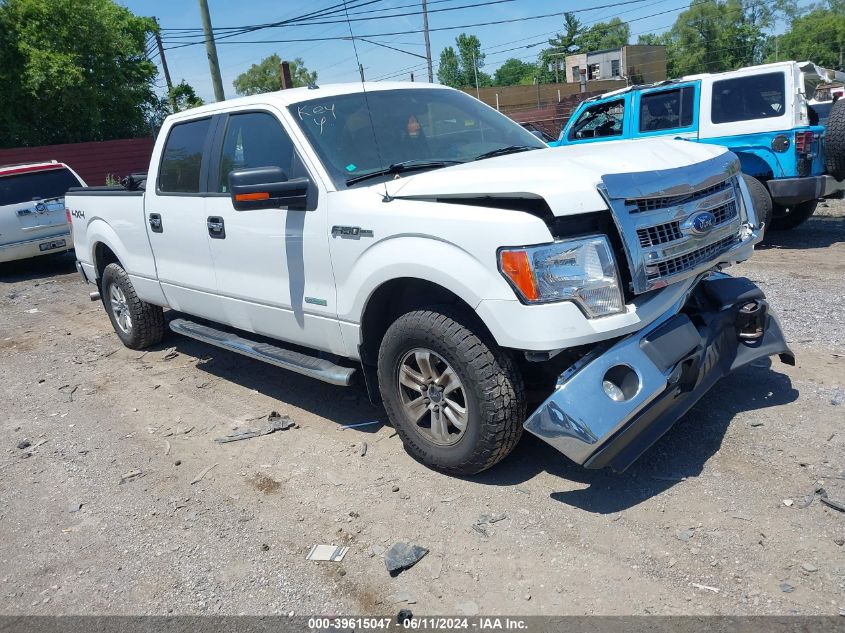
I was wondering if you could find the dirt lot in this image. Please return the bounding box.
[1,202,844,617]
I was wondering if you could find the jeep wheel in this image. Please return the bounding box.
[378,308,525,475]
[101,262,165,350]
[825,98,845,180]
[770,200,818,231]
[742,174,772,236]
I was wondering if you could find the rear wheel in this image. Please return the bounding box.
[378,308,525,475]
[770,200,818,231]
[741,174,772,236]
[101,262,165,350]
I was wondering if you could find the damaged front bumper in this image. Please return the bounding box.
[523,273,794,472]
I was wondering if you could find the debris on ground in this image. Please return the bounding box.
[16,439,31,450]
[389,590,416,604]
[801,562,818,573]
[676,527,696,541]
[119,469,144,484]
[190,463,218,485]
[163,440,171,456]
[396,609,413,624]
[690,582,719,593]
[305,544,348,562]
[783,499,794,507]
[214,411,295,443]
[384,542,428,576]
[340,420,382,430]
[359,441,368,457]
[780,583,795,593]
[162,351,179,361]
[820,496,845,513]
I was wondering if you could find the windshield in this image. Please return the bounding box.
[288,88,545,188]
[0,167,82,206]
[568,99,625,140]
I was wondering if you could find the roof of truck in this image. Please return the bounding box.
[166,81,451,123]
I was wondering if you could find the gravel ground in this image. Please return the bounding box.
[0,200,843,616]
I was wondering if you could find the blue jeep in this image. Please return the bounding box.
[552,61,845,231]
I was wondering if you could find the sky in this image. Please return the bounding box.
[122,0,790,103]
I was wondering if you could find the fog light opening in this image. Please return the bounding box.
[602,365,640,402]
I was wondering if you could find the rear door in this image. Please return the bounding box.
[632,82,699,140]
[146,116,220,318]
[0,165,82,251]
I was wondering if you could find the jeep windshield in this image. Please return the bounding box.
[289,88,546,188]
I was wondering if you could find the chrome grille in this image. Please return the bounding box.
[626,179,733,213]
[647,235,740,279]
[636,199,738,248]
[600,152,749,294]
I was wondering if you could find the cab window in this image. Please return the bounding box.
[711,72,785,124]
[217,112,300,193]
[639,86,695,132]
[568,99,625,140]
[158,118,212,193]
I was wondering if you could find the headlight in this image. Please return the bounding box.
[498,235,625,318]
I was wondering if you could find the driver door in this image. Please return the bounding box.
[203,109,344,355]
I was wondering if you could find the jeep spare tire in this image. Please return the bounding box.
[826,98,845,181]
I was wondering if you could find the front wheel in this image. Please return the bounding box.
[770,200,818,231]
[377,308,525,475]
[741,174,772,236]
[101,262,165,350]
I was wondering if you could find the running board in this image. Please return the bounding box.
[169,318,356,387]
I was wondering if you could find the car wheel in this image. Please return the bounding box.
[825,99,845,180]
[770,200,818,231]
[101,262,165,350]
[378,308,525,475]
[741,174,773,236]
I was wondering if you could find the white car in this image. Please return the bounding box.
[0,161,85,263]
[67,82,793,475]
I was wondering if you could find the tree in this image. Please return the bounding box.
[539,13,583,83]
[0,0,158,148]
[766,0,845,68]
[493,58,536,85]
[436,33,492,88]
[170,80,204,112]
[576,18,631,53]
[232,54,317,95]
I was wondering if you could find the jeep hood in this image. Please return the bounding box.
[384,137,730,216]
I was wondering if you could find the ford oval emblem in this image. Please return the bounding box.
[688,211,717,235]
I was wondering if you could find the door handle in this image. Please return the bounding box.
[207,216,225,239]
[148,213,163,233]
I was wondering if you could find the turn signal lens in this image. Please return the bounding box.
[500,250,540,302]
[235,191,270,202]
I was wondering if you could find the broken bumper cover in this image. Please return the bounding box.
[523,274,794,472]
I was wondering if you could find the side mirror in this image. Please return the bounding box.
[228,166,310,211]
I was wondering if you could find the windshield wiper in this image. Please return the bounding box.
[472,145,538,162]
[345,160,463,186]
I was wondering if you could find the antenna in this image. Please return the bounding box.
[342,1,392,202]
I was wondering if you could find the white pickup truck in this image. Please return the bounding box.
[67,82,793,475]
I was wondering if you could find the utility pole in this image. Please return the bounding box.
[197,0,225,102]
[153,18,174,110]
[359,64,365,82]
[422,0,434,82]
[279,61,293,90]
[472,52,480,99]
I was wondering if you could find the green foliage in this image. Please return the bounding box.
[493,58,537,86]
[232,54,317,96]
[765,0,845,68]
[170,80,204,111]
[576,18,631,53]
[537,14,630,83]
[437,33,492,88]
[0,0,158,148]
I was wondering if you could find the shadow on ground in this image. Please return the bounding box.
[160,324,798,512]
[758,212,844,251]
[0,252,77,283]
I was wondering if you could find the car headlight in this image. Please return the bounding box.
[498,235,625,318]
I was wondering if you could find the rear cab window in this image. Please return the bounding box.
[0,167,82,206]
[638,86,696,133]
[157,118,213,193]
[711,71,785,124]
[568,99,626,141]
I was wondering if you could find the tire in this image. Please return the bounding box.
[101,262,165,350]
[825,99,845,180]
[741,174,772,235]
[770,200,818,231]
[377,308,525,475]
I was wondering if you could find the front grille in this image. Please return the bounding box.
[648,235,739,280]
[627,179,733,213]
[636,199,739,248]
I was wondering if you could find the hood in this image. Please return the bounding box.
[384,137,729,216]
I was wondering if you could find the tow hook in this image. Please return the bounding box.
[736,300,766,341]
